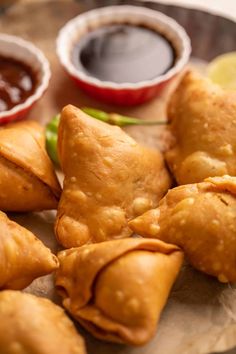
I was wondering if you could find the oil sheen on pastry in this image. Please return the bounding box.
[0,211,58,289]
[129,175,236,283]
[55,238,183,345]
[0,291,86,354]
[0,120,61,211]
[55,105,171,247]
[166,70,236,184]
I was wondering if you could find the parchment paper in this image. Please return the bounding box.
[1,1,236,354]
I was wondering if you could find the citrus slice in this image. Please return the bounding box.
[207,52,236,90]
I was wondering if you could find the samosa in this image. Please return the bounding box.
[0,120,61,211]
[130,175,236,283]
[0,291,86,354]
[166,70,236,184]
[0,211,58,289]
[55,105,171,248]
[55,238,183,345]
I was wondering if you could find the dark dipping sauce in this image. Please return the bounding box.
[72,24,176,84]
[0,56,37,112]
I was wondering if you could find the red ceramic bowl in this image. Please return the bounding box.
[56,5,191,106]
[0,34,51,124]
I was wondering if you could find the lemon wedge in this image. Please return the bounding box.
[207,52,236,90]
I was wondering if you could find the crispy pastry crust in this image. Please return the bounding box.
[0,211,58,289]
[0,120,61,211]
[0,291,86,354]
[129,175,236,283]
[55,238,183,345]
[166,70,236,184]
[55,105,171,247]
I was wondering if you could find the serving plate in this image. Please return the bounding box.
[1,1,236,354]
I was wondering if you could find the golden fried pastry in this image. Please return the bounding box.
[55,105,171,247]
[0,120,61,211]
[0,291,86,354]
[166,70,236,184]
[129,175,236,283]
[55,238,183,345]
[0,211,58,289]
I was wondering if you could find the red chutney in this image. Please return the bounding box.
[0,56,37,112]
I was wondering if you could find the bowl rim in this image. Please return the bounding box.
[56,5,191,90]
[0,33,51,119]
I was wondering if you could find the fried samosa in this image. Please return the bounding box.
[166,70,236,184]
[0,291,86,354]
[0,120,61,211]
[55,238,183,345]
[55,105,171,248]
[129,175,236,283]
[0,211,58,289]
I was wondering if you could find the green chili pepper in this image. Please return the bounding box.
[81,107,167,126]
[46,114,60,165]
[45,108,167,164]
